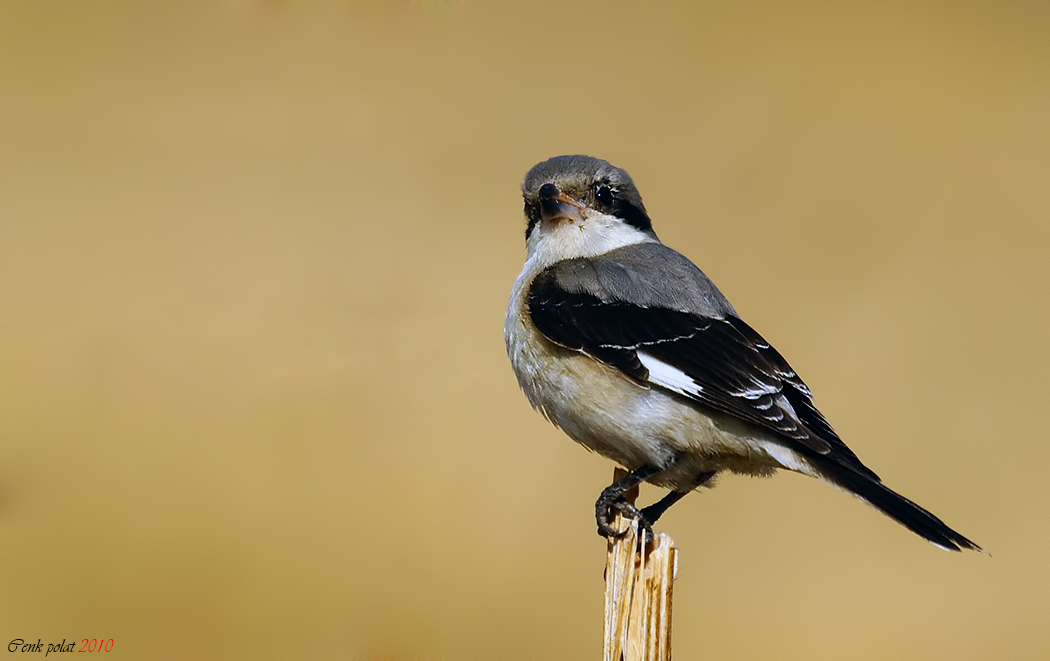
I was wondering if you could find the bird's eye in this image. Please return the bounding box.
[595,184,614,207]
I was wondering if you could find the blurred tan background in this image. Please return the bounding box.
[2,1,1048,659]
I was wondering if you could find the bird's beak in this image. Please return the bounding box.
[538,183,585,223]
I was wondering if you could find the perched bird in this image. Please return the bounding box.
[505,154,980,551]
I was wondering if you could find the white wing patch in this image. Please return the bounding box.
[637,352,703,397]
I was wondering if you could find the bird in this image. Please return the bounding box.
[504,154,981,552]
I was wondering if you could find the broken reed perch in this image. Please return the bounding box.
[603,468,678,661]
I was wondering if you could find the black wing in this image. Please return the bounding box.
[528,267,877,480]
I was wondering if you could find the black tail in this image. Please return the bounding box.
[818,462,982,552]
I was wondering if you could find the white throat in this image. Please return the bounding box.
[525,210,658,270]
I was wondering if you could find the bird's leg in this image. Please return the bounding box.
[595,464,662,539]
[637,491,688,527]
[639,470,716,526]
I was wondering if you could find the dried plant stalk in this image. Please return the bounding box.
[603,470,678,661]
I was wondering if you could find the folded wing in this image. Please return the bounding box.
[527,251,878,480]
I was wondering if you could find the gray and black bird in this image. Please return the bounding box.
[505,154,980,552]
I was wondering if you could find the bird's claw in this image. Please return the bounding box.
[596,497,656,545]
[596,497,628,539]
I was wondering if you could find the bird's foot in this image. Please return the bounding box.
[594,464,663,542]
[596,497,656,545]
[595,489,629,539]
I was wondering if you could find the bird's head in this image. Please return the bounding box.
[521,155,656,262]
